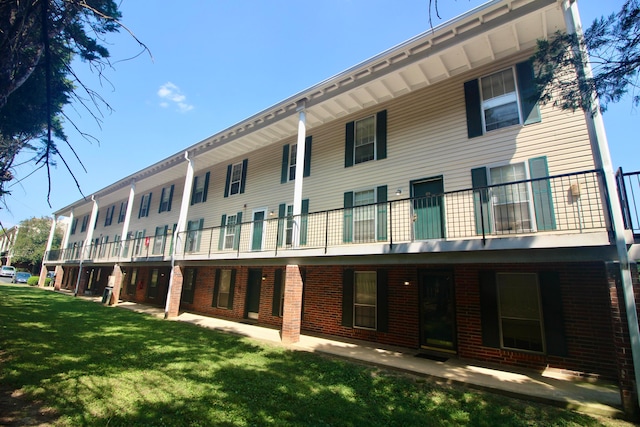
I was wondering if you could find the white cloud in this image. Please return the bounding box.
[157,82,194,113]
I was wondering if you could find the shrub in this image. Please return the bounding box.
[27,276,39,286]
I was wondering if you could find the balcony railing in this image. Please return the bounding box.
[616,168,640,235]
[45,170,609,263]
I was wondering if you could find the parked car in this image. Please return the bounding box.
[0,266,16,277]
[12,272,31,284]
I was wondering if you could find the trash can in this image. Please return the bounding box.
[101,286,113,305]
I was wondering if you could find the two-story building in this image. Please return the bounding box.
[41,0,640,415]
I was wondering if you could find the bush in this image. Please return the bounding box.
[27,276,39,286]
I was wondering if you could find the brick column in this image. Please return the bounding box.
[75,267,88,296]
[53,266,63,290]
[282,265,303,344]
[37,265,48,288]
[165,265,184,318]
[110,264,123,306]
[606,262,640,418]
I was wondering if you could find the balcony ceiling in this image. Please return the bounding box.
[61,0,566,212]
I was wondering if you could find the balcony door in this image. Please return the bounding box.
[251,209,266,251]
[411,177,444,240]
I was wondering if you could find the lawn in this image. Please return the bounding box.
[0,285,631,426]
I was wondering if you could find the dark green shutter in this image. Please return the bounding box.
[377,269,388,332]
[464,79,483,138]
[343,192,354,243]
[196,218,204,250]
[277,203,286,247]
[377,185,387,241]
[471,167,492,235]
[345,121,355,167]
[240,159,248,194]
[228,269,236,309]
[218,215,226,250]
[159,188,166,213]
[342,268,354,327]
[224,164,232,197]
[528,156,556,231]
[167,185,175,211]
[146,193,152,216]
[212,269,220,307]
[190,176,198,205]
[272,268,283,316]
[516,60,542,125]
[94,211,99,229]
[234,212,243,250]
[202,172,210,203]
[539,271,567,356]
[138,197,144,218]
[303,136,312,177]
[281,144,290,183]
[300,199,309,245]
[376,110,387,160]
[479,271,500,348]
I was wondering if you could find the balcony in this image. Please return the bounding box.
[45,170,610,264]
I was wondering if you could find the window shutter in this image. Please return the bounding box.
[479,270,500,348]
[277,203,286,247]
[159,188,166,213]
[212,269,220,307]
[300,199,309,245]
[342,268,354,327]
[234,212,243,250]
[281,144,290,184]
[471,167,492,235]
[539,271,567,356]
[227,269,236,309]
[516,60,541,125]
[343,192,354,243]
[218,215,226,250]
[240,159,248,194]
[190,176,198,205]
[146,193,152,216]
[464,79,483,138]
[303,136,312,177]
[377,185,388,241]
[345,121,355,168]
[94,211,99,229]
[528,156,556,231]
[138,197,144,218]
[224,164,232,197]
[272,268,283,316]
[202,172,210,203]
[167,185,175,211]
[196,218,204,250]
[376,110,387,161]
[377,269,389,332]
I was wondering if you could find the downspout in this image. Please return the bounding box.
[562,0,640,408]
[292,99,307,248]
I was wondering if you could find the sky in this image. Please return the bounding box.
[0,0,634,228]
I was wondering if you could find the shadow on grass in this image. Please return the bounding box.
[0,286,621,426]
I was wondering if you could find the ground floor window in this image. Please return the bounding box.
[181,268,197,304]
[496,272,543,352]
[216,269,232,308]
[354,271,377,329]
[126,268,137,295]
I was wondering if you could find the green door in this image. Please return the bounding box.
[412,178,444,240]
[419,270,456,353]
[246,269,262,319]
[251,210,265,251]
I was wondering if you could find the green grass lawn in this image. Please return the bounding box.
[0,285,631,426]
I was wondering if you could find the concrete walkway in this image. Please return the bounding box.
[98,299,626,419]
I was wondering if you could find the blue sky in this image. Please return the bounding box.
[1,0,634,228]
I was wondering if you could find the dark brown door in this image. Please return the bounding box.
[419,270,456,353]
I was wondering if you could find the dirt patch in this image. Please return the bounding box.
[0,387,58,427]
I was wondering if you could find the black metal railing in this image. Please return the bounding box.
[616,168,640,234]
[45,170,609,263]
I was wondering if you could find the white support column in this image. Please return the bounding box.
[61,210,74,255]
[165,151,195,318]
[120,180,136,256]
[563,0,640,409]
[292,100,307,248]
[84,196,99,259]
[38,215,58,286]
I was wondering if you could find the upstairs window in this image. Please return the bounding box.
[70,218,78,235]
[159,185,175,213]
[104,205,115,227]
[191,172,210,205]
[281,136,312,183]
[138,193,152,218]
[224,159,248,197]
[355,116,375,164]
[118,201,127,223]
[345,110,387,167]
[481,69,519,131]
[80,215,89,233]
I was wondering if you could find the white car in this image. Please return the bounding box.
[0,266,16,277]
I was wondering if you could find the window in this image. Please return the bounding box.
[80,215,89,233]
[224,159,248,197]
[181,268,196,304]
[98,236,109,258]
[353,190,376,242]
[122,231,133,257]
[285,205,294,246]
[104,205,115,227]
[153,226,168,255]
[281,137,312,183]
[159,185,175,213]
[490,163,532,233]
[70,218,78,235]
[185,219,204,252]
[112,235,120,257]
[216,269,232,308]
[277,201,309,247]
[191,172,210,205]
[224,215,237,249]
[354,271,377,329]
[464,61,541,138]
[343,186,387,243]
[118,202,127,223]
[345,110,387,167]
[127,268,138,295]
[133,230,145,256]
[497,273,543,352]
[138,193,152,218]
[480,68,519,132]
[148,269,159,299]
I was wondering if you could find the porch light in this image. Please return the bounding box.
[396,188,402,196]
[570,183,581,198]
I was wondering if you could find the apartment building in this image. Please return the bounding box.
[41,0,640,414]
